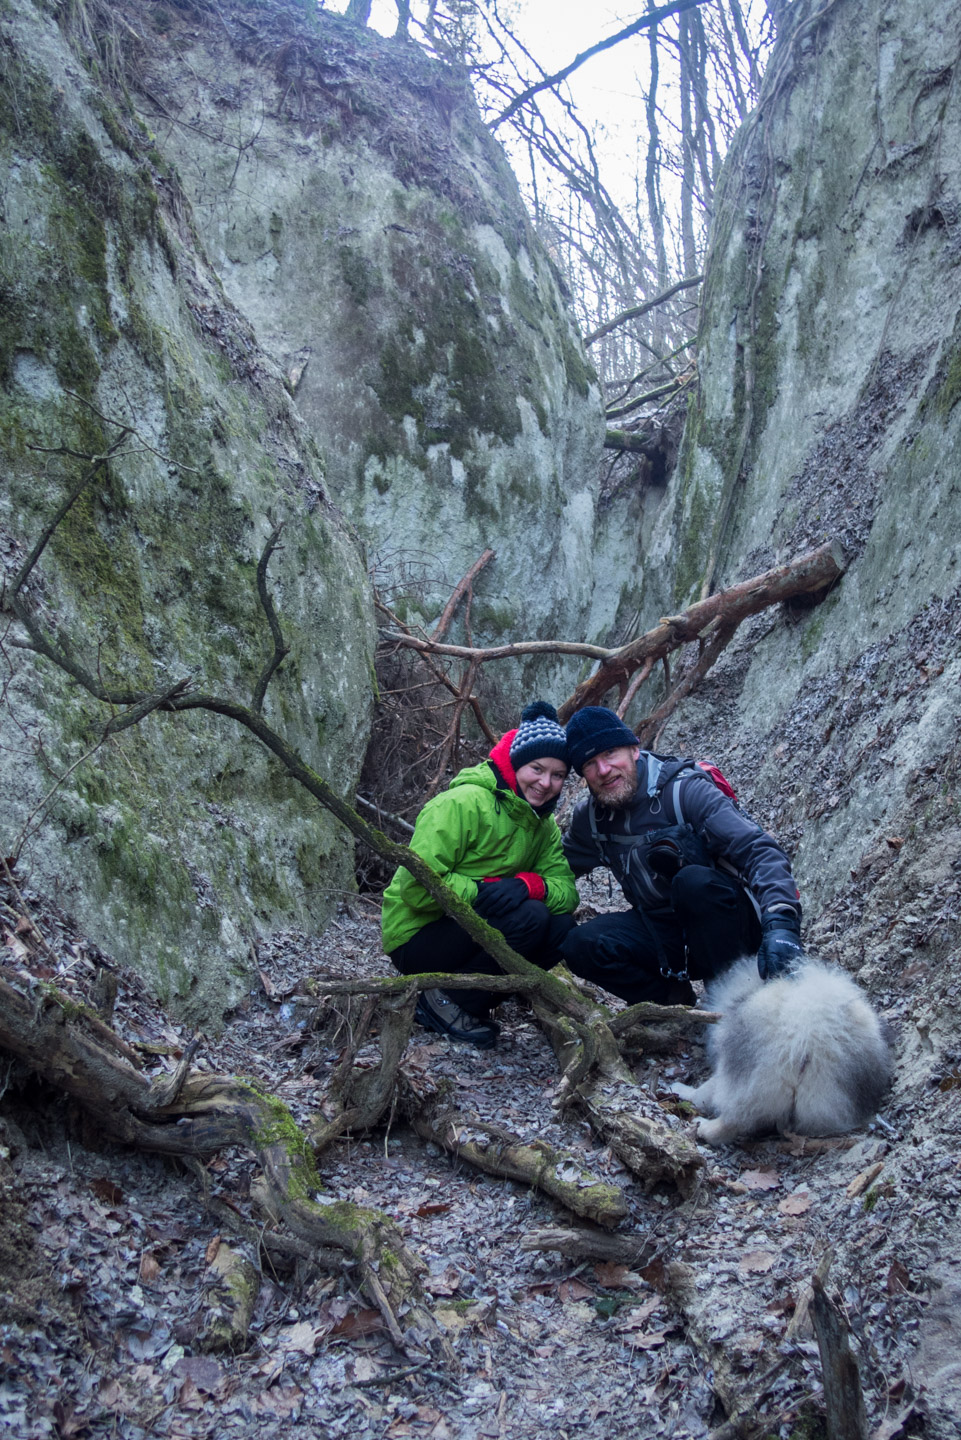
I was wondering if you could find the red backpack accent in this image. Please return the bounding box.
[694,761,738,803]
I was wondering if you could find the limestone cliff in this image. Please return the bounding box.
[650,0,961,993]
[0,0,375,1019]
[113,0,605,675]
[0,0,605,1019]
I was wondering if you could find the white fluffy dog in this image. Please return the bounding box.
[673,957,893,1145]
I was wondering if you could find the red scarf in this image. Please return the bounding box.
[487,729,518,792]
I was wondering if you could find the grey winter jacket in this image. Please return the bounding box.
[563,754,800,919]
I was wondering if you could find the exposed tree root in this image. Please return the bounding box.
[520,1226,658,1267]
[0,974,454,1367]
[398,1065,629,1228]
[312,966,706,1197]
[532,979,704,1196]
[201,1240,260,1354]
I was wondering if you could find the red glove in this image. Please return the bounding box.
[514,872,546,902]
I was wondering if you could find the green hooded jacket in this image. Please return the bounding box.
[381,759,579,955]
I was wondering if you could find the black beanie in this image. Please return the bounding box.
[508,701,568,771]
[565,706,638,774]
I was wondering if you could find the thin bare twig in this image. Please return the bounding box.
[252,524,290,713]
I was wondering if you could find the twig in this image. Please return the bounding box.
[616,658,655,719]
[490,0,712,128]
[355,795,415,836]
[430,549,495,641]
[639,623,737,749]
[252,524,290,713]
[586,274,704,346]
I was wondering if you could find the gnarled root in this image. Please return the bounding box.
[399,1063,628,1228]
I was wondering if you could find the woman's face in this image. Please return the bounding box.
[515,756,568,807]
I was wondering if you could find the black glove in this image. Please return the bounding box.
[473,877,530,921]
[756,910,804,981]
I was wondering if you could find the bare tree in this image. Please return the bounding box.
[350,1,781,429]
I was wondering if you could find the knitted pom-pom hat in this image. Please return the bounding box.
[508,700,568,772]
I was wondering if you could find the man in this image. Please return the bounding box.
[560,707,803,1006]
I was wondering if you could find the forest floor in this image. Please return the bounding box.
[2,821,961,1440]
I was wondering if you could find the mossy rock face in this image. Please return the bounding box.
[0,0,374,1024]
[634,0,961,915]
[120,1,604,676]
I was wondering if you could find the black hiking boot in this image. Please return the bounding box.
[660,978,697,1007]
[415,988,499,1049]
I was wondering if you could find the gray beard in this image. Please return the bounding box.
[589,771,639,812]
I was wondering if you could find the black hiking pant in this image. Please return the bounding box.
[560,864,762,1005]
[389,900,576,1018]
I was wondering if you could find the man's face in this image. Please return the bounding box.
[581,745,640,809]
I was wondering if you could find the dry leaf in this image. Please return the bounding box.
[640,1256,669,1291]
[625,1327,669,1349]
[351,1356,383,1383]
[886,1260,911,1294]
[172,1356,226,1396]
[251,1385,303,1418]
[738,1250,776,1275]
[618,1296,662,1329]
[3,931,30,961]
[415,1201,452,1217]
[885,836,905,849]
[593,1262,629,1287]
[176,1376,203,1409]
[96,1379,126,1409]
[558,1277,595,1302]
[778,1191,813,1216]
[278,1320,326,1355]
[329,1308,384,1340]
[90,1178,124,1205]
[740,1168,780,1190]
[204,1235,222,1265]
[426,1266,461,1296]
[139,1251,161,1283]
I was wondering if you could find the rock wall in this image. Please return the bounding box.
[114,0,605,685]
[0,0,375,1021]
[647,0,961,953]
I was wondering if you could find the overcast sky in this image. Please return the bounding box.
[354,0,652,208]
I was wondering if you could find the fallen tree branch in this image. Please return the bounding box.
[603,428,659,455]
[639,621,738,748]
[520,1226,657,1268]
[605,377,689,421]
[378,544,845,727]
[355,794,415,836]
[378,632,612,663]
[812,1274,869,1440]
[532,978,704,1196]
[557,541,846,720]
[430,548,495,641]
[306,971,544,998]
[376,595,496,745]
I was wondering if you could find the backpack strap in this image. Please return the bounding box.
[645,755,700,824]
[588,797,647,857]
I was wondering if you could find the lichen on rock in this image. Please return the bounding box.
[0,0,374,1022]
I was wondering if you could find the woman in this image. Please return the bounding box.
[381,701,579,1048]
